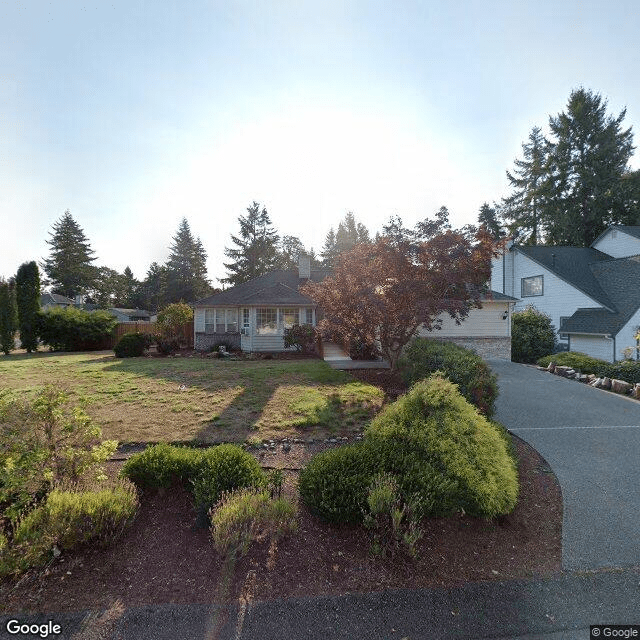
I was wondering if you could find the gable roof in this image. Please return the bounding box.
[514,245,616,311]
[591,224,640,246]
[561,256,640,336]
[40,292,74,305]
[482,290,518,302]
[195,269,333,306]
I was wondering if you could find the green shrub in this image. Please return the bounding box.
[299,375,519,525]
[192,445,265,511]
[114,332,151,358]
[511,305,557,363]
[365,375,518,518]
[36,307,117,351]
[0,279,18,355]
[156,335,182,355]
[121,443,200,490]
[399,338,498,418]
[1,480,138,577]
[284,324,318,353]
[298,444,378,524]
[210,488,297,557]
[537,351,640,384]
[15,261,40,353]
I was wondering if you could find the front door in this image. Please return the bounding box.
[240,308,251,351]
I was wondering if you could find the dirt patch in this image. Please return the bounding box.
[0,436,562,613]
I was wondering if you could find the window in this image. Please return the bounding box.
[256,308,278,334]
[280,308,298,330]
[521,275,543,297]
[206,308,238,333]
[559,316,569,340]
[304,308,314,325]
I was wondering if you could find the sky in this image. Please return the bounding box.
[1,0,640,286]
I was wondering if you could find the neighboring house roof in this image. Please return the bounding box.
[482,290,518,302]
[40,292,74,306]
[195,269,333,306]
[514,245,616,311]
[591,224,640,245]
[109,308,152,320]
[562,256,640,336]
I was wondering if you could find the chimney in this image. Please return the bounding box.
[298,253,311,279]
[74,294,84,306]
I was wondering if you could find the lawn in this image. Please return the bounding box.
[0,352,384,443]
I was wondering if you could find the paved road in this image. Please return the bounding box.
[2,569,639,639]
[487,359,640,571]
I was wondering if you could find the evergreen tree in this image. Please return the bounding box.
[502,127,548,245]
[139,262,168,312]
[320,228,339,268]
[41,210,98,298]
[543,88,635,246]
[320,213,370,268]
[15,261,41,352]
[222,202,281,286]
[0,279,18,355]
[121,266,141,308]
[415,206,451,239]
[477,202,505,240]
[277,235,308,269]
[165,218,211,303]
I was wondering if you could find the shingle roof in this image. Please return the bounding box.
[515,245,615,310]
[195,269,333,306]
[561,256,640,336]
[592,225,640,244]
[40,293,74,305]
[483,290,518,302]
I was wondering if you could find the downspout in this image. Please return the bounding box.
[502,250,506,294]
[613,334,616,362]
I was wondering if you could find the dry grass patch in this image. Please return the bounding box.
[0,352,383,443]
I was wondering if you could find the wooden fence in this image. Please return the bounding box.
[109,321,194,348]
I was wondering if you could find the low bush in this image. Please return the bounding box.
[114,332,152,358]
[537,351,640,384]
[299,375,518,526]
[156,336,182,355]
[36,307,118,352]
[121,443,200,490]
[1,480,138,577]
[511,305,557,364]
[210,488,297,557]
[192,445,266,511]
[399,338,498,418]
[298,444,378,524]
[284,324,319,354]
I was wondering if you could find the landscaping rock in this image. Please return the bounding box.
[587,374,596,381]
[601,377,612,390]
[611,379,633,394]
[591,377,603,388]
[554,366,572,377]
[633,384,640,399]
[547,362,557,373]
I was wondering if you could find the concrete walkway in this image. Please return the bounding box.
[322,341,390,369]
[487,358,640,571]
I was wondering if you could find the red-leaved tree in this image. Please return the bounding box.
[301,228,495,371]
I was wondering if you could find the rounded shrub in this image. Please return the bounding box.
[399,338,498,418]
[191,444,265,511]
[511,305,557,363]
[114,332,151,358]
[365,375,519,518]
[121,443,199,490]
[298,443,378,524]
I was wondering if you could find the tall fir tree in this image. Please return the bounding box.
[543,88,635,246]
[121,266,141,308]
[15,261,41,352]
[41,210,98,297]
[222,202,280,286]
[0,278,18,355]
[165,218,211,303]
[320,213,370,268]
[502,126,548,245]
[477,202,505,241]
[139,262,169,312]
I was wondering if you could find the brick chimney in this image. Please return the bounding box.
[298,253,311,279]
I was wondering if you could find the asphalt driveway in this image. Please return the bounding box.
[487,358,640,571]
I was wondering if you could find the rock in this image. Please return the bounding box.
[586,374,596,381]
[591,377,603,388]
[282,442,291,453]
[601,377,612,390]
[547,362,557,373]
[555,366,574,378]
[632,384,640,399]
[537,366,547,371]
[611,379,633,394]
[52,545,61,558]
[328,438,337,443]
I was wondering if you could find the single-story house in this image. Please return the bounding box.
[40,293,74,310]
[194,255,517,358]
[491,225,640,362]
[109,308,153,322]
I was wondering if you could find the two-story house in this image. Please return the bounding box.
[492,225,640,362]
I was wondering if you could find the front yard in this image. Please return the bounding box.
[0,352,384,442]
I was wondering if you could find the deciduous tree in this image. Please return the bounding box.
[301,225,494,371]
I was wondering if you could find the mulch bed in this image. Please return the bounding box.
[0,368,563,614]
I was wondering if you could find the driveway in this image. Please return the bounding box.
[487,358,640,571]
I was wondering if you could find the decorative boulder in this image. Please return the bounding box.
[547,362,557,373]
[591,378,604,388]
[601,377,612,390]
[611,379,633,394]
[633,384,640,399]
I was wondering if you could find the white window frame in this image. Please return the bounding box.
[521,275,544,297]
[256,308,278,335]
[208,308,239,333]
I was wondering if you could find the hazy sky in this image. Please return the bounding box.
[2,0,639,285]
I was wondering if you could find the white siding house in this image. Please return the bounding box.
[493,226,640,362]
